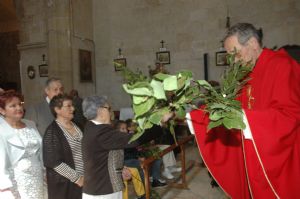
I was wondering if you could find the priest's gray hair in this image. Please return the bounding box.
[224,23,263,47]
[82,95,108,120]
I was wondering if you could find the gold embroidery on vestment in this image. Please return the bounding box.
[247,85,255,109]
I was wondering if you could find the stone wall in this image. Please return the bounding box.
[17,0,300,108]
[93,0,300,109]
[17,0,48,105]
[17,0,95,107]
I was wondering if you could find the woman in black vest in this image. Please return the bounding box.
[43,94,84,199]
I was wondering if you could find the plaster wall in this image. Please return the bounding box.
[93,0,300,110]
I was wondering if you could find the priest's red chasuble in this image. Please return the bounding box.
[190,48,300,198]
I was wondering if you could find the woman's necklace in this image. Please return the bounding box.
[56,120,76,136]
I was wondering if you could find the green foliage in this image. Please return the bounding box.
[198,52,253,131]
[139,143,161,159]
[120,52,254,141]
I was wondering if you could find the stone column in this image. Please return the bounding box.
[16,0,49,106]
[17,0,95,106]
[46,0,73,92]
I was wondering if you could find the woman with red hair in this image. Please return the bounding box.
[0,90,44,199]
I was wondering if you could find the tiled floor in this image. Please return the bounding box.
[128,142,228,199]
[156,143,226,199]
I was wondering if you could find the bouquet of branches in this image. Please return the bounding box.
[119,52,253,142]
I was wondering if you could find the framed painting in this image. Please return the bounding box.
[156,51,170,64]
[79,49,93,82]
[216,51,228,66]
[114,58,127,71]
[39,64,48,77]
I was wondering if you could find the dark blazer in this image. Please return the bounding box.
[43,121,82,199]
[82,122,142,195]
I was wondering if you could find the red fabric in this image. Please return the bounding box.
[191,49,300,199]
[190,110,251,199]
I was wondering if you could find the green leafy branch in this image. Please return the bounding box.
[121,68,199,142]
[197,53,253,131]
[120,52,254,142]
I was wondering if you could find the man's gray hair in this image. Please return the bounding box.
[82,95,108,120]
[224,23,263,47]
[45,77,61,88]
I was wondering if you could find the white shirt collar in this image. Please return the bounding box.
[46,96,50,103]
[91,120,102,125]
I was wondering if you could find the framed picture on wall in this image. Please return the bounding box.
[79,49,93,82]
[216,51,228,66]
[114,58,127,71]
[39,64,48,77]
[156,51,170,64]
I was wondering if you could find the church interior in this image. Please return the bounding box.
[1,0,300,198]
[1,0,299,109]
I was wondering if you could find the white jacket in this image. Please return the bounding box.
[0,119,42,189]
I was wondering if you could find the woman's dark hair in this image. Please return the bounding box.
[49,93,72,117]
[0,90,24,109]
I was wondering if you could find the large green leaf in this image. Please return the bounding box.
[208,119,223,131]
[133,97,156,117]
[133,96,148,104]
[163,76,178,91]
[176,78,192,96]
[148,111,163,125]
[127,81,151,89]
[177,77,186,90]
[223,117,245,130]
[209,110,224,121]
[123,84,153,96]
[150,79,167,100]
[154,73,172,81]
[197,80,214,91]
[136,117,146,128]
[208,103,228,110]
[176,94,186,104]
[178,70,193,78]
[143,120,154,129]
[129,128,144,142]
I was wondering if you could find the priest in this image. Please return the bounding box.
[187,23,300,198]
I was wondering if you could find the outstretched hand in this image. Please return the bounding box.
[161,112,175,123]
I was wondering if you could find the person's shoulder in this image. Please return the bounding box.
[37,99,49,109]
[84,120,96,130]
[268,49,297,64]
[22,118,36,127]
[85,122,114,133]
[0,120,6,133]
[84,121,100,135]
[22,119,38,131]
[44,121,59,136]
[0,121,13,140]
[263,49,298,71]
[22,119,42,138]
